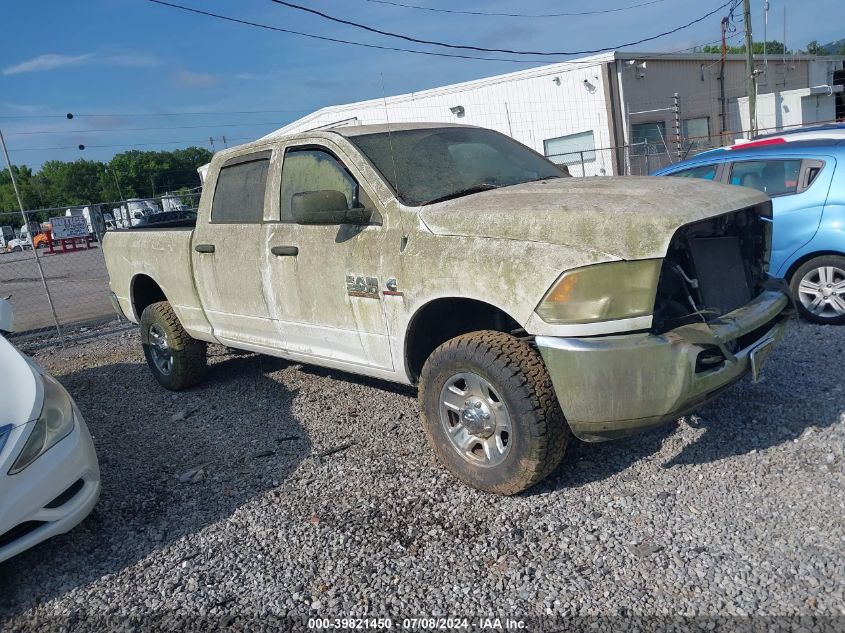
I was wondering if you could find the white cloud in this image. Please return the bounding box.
[171,70,219,89]
[2,53,94,75]
[104,54,160,68]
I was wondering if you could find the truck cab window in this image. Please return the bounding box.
[211,154,271,223]
[280,149,360,223]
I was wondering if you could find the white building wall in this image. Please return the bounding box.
[731,88,836,135]
[267,56,617,176]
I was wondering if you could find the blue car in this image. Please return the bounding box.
[653,139,845,324]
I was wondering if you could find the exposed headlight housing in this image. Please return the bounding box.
[535,259,662,324]
[9,373,75,475]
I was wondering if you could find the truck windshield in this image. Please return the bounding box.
[348,127,565,206]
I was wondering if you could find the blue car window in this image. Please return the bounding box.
[670,164,718,180]
[729,159,802,196]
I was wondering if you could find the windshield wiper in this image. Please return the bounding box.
[422,183,500,205]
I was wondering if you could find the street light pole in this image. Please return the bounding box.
[0,127,64,345]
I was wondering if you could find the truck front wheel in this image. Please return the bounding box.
[419,330,569,495]
[140,301,207,390]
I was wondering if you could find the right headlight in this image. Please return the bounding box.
[9,373,75,475]
[535,259,662,324]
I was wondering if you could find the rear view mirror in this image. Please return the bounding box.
[291,190,372,225]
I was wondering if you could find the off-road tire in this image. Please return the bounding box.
[419,330,569,495]
[140,301,207,390]
[789,255,845,325]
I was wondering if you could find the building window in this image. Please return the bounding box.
[543,131,596,166]
[630,121,666,155]
[682,117,710,149]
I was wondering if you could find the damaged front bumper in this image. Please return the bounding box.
[535,290,790,442]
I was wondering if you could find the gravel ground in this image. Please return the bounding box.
[1,320,844,631]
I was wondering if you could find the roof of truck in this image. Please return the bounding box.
[211,122,479,162]
[326,122,474,137]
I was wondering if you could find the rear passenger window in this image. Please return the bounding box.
[729,159,802,197]
[211,152,271,223]
[670,164,718,180]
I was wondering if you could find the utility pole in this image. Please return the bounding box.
[742,0,758,137]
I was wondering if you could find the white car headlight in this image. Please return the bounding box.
[8,373,75,475]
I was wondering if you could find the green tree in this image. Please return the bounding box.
[0,165,40,221]
[701,40,788,55]
[0,146,212,220]
[35,159,111,207]
[108,146,211,199]
[803,40,822,55]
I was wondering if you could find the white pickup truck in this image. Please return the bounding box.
[103,123,790,494]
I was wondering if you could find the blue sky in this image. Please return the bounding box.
[1,0,841,169]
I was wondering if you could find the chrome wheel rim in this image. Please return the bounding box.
[439,372,512,468]
[797,266,845,319]
[148,323,173,375]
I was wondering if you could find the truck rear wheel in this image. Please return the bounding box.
[140,301,207,390]
[419,330,569,495]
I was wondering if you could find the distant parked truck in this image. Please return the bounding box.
[7,221,48,251]
[161,194,188,213]
[107,198,162,229]
[1,226,15,251]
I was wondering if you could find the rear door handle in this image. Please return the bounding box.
[271,246,298,257]
[194,244,215,253]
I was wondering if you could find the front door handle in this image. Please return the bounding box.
[271,246,298,257]
[194,244,215,253]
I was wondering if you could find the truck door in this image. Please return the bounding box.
[191,149,281,349]
[727,157,833,276]
[262,143,395,371]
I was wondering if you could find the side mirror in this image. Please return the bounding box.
[291,190,372,225]
[0,297,14,333]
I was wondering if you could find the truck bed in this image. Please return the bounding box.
[102,228,213,340]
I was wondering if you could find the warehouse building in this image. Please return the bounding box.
[267,51,845,176]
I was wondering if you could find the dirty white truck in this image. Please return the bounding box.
[103,123,790,494]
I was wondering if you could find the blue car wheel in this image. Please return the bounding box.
[789,255,845,325]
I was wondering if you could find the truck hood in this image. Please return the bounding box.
[418,176,769,260]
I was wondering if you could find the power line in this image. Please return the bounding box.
[8,137,254,152]
[7,121,285,136]
[0,34,742,133]
[144,0,552,64]
[0,108,310,121]
[270,0,738,56]
[360,0,670,18]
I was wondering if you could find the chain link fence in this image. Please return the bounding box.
[1,192,200,343]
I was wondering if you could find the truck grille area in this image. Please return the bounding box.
[652,203,772,334]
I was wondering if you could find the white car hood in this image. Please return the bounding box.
[0,335,42,427]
